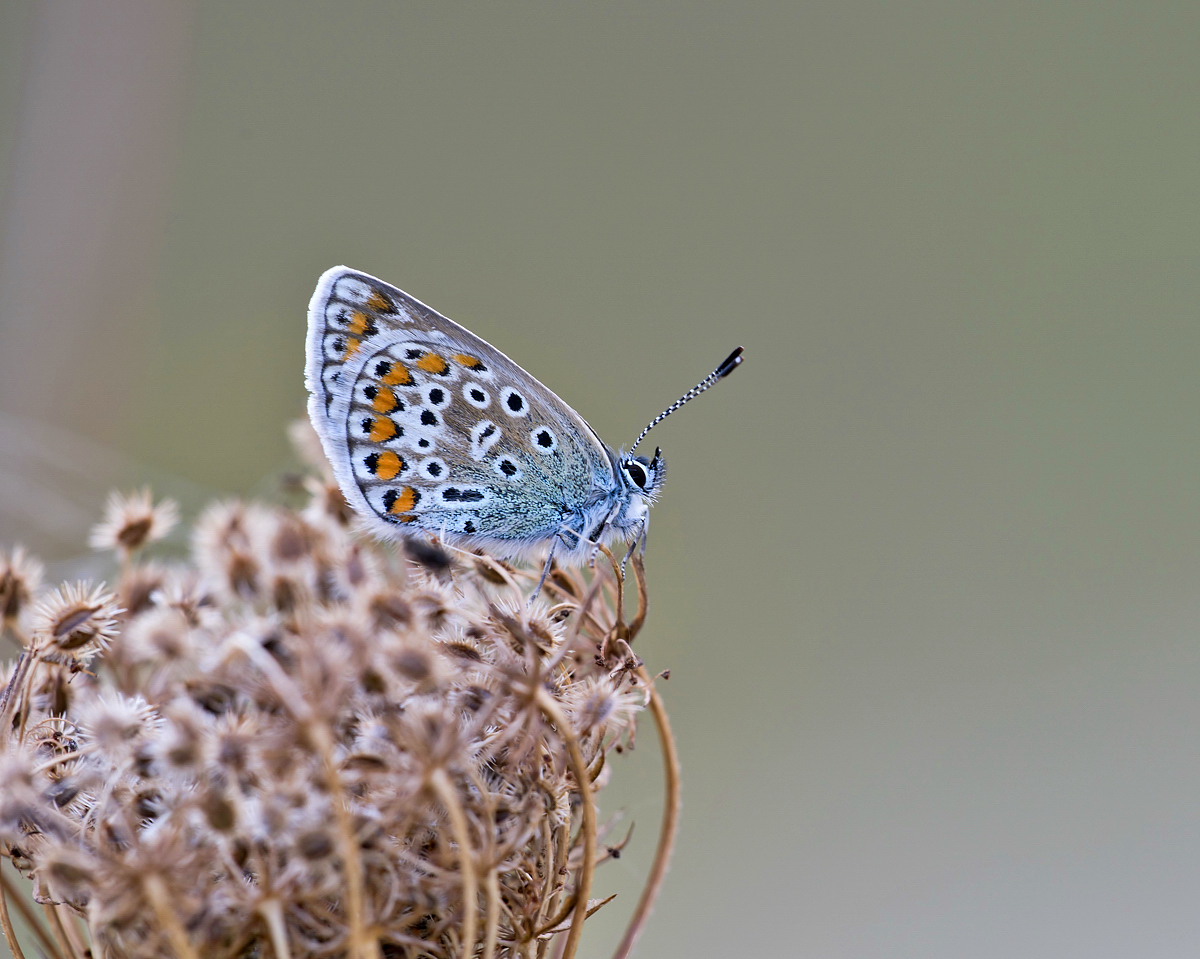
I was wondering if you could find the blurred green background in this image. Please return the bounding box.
[3,1,1200,956]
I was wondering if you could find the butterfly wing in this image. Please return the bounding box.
[306,266,619,556]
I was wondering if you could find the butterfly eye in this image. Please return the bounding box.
[623,460,648,489]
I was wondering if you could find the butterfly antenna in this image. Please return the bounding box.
[627,346,744,455]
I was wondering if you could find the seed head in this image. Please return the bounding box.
[89,488,179,556]
[76,690,161,763]
[30,581,121,659]
[0,544,43,628]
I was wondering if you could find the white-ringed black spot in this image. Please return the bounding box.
[463,383,490,409]
[493,456,523,481]
[418,438,430,449]
[464,520,476,534]
[500,387,528,418]
[374,360,391,377]
[470,419,501,458]
[365,453,380,474]
[530,427,557,453]
[426,386,450,409]
[420,409,438,427]
[405,348,423,359]
[422,458,447,479]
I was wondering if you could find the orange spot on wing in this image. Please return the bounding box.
[381,362,413,386]
[375,451,404,480]
[395,513,418,523]
[372,385,399,413]
[389,486,419,514]
[367,290,395,313]
[416,352,449,375]
[368,416,396,442]
[347,311,369,335]
[453,353,484,370]
[342,337,361,359]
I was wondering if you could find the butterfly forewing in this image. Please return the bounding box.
[306,267,614,552]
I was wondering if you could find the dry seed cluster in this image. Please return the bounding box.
[0,439,658,959]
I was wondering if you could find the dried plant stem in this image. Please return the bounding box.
[1,865,61,959]
[610,666,681,959]
[0,870,29,959]
[234,638,376,959]
[481,867,500,959]
[429,767,477,959]
[259,899,292,959]
[43,903,82,959]
[0,650,29,730]
[534,690,595,959]
[142,874,199,959]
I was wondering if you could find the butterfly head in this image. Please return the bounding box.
[620,446,667,500]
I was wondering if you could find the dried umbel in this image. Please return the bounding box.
[0,446,679,959]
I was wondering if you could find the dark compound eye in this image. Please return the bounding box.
[625,461,648,488]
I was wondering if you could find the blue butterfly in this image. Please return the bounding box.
[306,267,742,589]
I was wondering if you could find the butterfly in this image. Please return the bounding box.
[305,266,742,589]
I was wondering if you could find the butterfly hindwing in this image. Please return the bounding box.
[306,267,615,554]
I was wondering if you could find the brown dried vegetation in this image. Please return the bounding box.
[0,434,679,959]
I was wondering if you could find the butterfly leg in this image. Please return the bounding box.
[529,539,559,603]
[620,517,648,577]
[584,504,622,568]
[529,524,583,603]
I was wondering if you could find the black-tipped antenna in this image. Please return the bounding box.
[628,346,744,455]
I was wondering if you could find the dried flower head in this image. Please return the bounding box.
[0,544,43,628]
[29,581,121,659]
[89,488,179,556]
[1,460,675,959]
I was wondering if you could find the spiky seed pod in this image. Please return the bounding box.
[89,488,179,556]
[0,545,43,628]
[29,581,121,659]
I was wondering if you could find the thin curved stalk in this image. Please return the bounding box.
[609,667,681,959]
[481,867,500,959]
[143,874,199,959]
[430,767,477,959]
[1,865,62,959]
[0,867,29,959]
[534,690,595,959]
[232,636,376,959]
[43,903,81,959]
[259,898,292,959]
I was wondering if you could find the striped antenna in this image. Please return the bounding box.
[627,346,744,455]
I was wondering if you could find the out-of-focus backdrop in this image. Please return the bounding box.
[3,1,1200,956]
